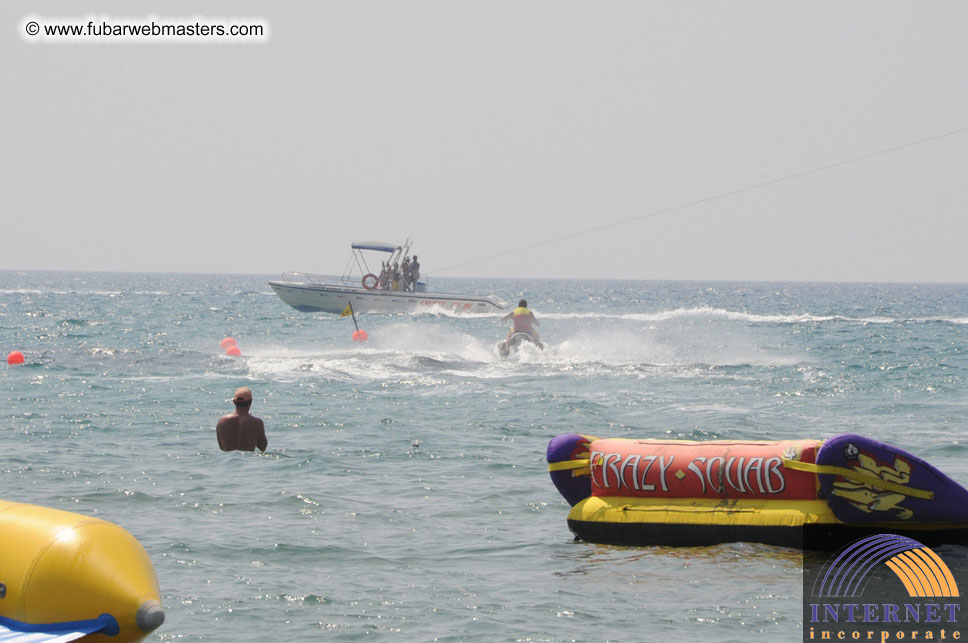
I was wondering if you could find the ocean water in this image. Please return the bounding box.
[2,271,968,642]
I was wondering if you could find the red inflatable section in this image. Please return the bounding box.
[588,438,821,501]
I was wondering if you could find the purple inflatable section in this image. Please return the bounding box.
[816,433,968,524]
[547,434,593,507]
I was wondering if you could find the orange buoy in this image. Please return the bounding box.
[352,330,368,342]
[225,346,242,356]
[220,337,237,349]
[7,350,24,365]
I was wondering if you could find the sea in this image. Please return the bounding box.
[2,271,968,642]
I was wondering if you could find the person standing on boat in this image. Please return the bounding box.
[378,262,390,290]
[410,256,420,290]
[401,256,412,292]
[216,387,267,452]
[502,299,540,344]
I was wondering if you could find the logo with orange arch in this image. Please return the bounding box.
[815,534,959,599]
[804,533,964,642]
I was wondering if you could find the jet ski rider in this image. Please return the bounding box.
[502,299,540,345]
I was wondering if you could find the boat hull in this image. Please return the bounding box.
[269,281,507,314]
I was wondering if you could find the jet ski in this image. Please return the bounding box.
[497,331,544,357]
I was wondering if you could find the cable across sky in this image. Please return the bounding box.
[435,125,968,276]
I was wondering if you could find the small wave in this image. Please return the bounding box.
[260,593,329,605]
[0,289,124,296]
[67,290,123,296]
[0,289,43,295]
[543,307,897,324]
[676,403,753,415]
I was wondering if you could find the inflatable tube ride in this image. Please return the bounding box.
[0,500,164,642]
[547,434,968,548]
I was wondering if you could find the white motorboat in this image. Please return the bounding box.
[269,241,508,314]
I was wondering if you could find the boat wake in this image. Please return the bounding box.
[238,322,806,383]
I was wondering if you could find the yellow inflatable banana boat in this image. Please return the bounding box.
[0,500,164,642]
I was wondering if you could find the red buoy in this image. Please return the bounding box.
[352,330,368,342]
[220,337,237,349]
[225,346,242,356]
[7,350,24,365]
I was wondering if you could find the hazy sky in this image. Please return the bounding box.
[3,2,967,282]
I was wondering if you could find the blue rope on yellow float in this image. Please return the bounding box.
[0,612,119,637]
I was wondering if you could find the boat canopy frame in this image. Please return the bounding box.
[344,239,413,281]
